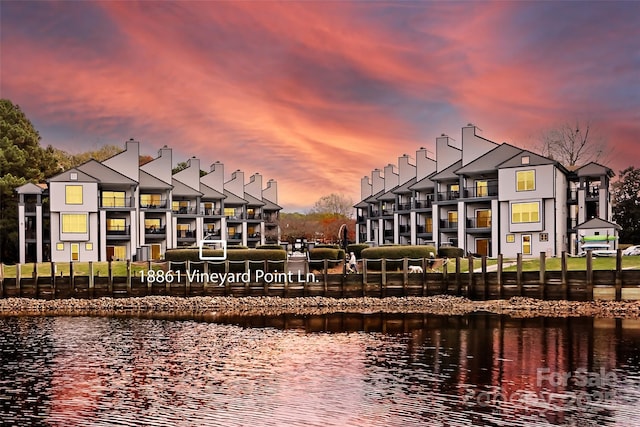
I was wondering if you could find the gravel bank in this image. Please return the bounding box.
[1,296,640,318]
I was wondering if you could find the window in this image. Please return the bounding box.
[70,172,78,181]
[102,191,126,207]
[539,233,549,242]
[521,156,530,165]
[108,246,126,261]
[247,208,255,219]
[65,185,83,204]
[177,224,190,237]
[85,243,93,251]
[450,184,459,198]
[516,170,535,191]
[476,181,488,197]
[61,214,87,233]
[107,218,126,232]
[145,218,161,232]
[511,202,540,223]
[224,207,236,218]
[448,211,458,223]
[202,202,214,215]
[56,242,64,251]
[71,243,79,261]
[506,234,515,243]
[141,194,162,208]
[522,234,532,255]
[206,223,216,233]
[425,217,433,233]
[172,200,189,213]
[476,210,491,228]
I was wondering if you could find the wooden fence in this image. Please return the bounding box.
[1,251,640,301]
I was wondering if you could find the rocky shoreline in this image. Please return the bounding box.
[1,295,640,318]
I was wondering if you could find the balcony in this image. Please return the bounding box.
[176,229,196,242]
[202,207,221,216]
[228,232,243,241]
[140,199,168,209]
[145,226,166,239]
[173,206,198,215]
[247,232,261,240]
[381,208,394,217]
[439,220,458,230]
[247,212,262,220]
[463,185,498,198]
[106,225,131,239]
[264,214,278,224]
[437,191,460,202]
[397,202,412,211]
[399,224,410,234]
[100,196,135,209]
[466,218,492,230]
[24,202,38,214]
[357,215,368,223]
[226,212,245,221]
[414,198,433,209]
[586,186,600,200]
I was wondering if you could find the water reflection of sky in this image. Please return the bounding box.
[0,314,639,426]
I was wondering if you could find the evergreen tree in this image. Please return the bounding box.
[613,166,640,244]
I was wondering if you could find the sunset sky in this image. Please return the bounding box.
[2,1,639,212]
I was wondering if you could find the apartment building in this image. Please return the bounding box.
[16,139,281,263]
[356,124,617,257]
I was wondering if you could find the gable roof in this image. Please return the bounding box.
[76,159,137,186]
[575,162,615,178]
[409,175,435,191]
[223,190,247,205]
[172,178,203,197]
[139,170,172,190]
[47,167,98,183]
[364,188,385,203]
[497,149,560,170]
[15,182,45,194]
[244,192,266,206]
[392,177,416,194]
[199,183,226,200]
[262,197,282,211]
[429,160,462,181]
[576,217,621,230]
[455,143,523,175]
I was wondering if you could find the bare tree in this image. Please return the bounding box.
[310,193,354,218]
[537,120,609,167]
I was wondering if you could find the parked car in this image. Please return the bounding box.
[623,245,640,256]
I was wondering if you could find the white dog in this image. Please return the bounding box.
[408,265,423,273]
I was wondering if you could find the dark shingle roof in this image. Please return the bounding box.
[77,159,137,186]
[429,160,462,181]
[139,170,172,190]
[455,143,523,175]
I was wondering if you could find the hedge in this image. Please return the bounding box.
[165,248,286,273]
[438,246,465,258]
[347,244,369,259]
[361,245,437,270]
[308,247,346,270]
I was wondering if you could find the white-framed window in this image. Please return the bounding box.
[511,202,540,223]
[516,170,535,192]
[61,213,88,233]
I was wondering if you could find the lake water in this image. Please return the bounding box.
[1,312,640,426]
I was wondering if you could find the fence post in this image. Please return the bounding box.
[455,256,461,295]
[323,259,329,294]
[615,249,623,301]
[0,263,4,298]
[70,262,74,295]
[497,254,503,299]
[16,264,22,297]
[481,256,488,300]
[89,261,94,298]
[362,258,368,297]
[586,251,593,301]
[467,255,473,298]
[108,260,113,296]
[516,253,523,296]
[126,260,132,296]
[186,260,191,296]
[561,251,568,299]
[403,257,408,289]
[381,258,387,298]
[539,252,546,299]
[442,257,449,295]
[51,261,56,298]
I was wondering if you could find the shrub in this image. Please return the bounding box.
[256,244,285,250]
[361,245,437,270]
[438,246,465,258]
[165,248,286,273]
[308,247,346,270]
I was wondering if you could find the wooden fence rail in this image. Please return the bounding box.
[1,251,640,301]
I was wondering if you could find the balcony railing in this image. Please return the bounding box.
[228,233,243,240]
[100,196,134,208]
[202,208,221,216]
[437,191,460,202]
[24,203,38,213]
[247,213,262,220]
[177,230,195,239]
[145,226,166,237]
[226,213,245,220]
[463,185,498,198]
[107,225,131,235]
[467,218,492,229]
[140,199,168,209]
[173,206,198,215]
[383,229,393,238]
[439,220,458,230]
[399,225,410,233]
[414,199,433,209]
[381,209,394,217]
[397,202,412,211]
[586,186,600,199]
[567,189,578,202]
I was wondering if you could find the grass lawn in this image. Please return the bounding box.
[503,255,640,271]
[1,261,167,278]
